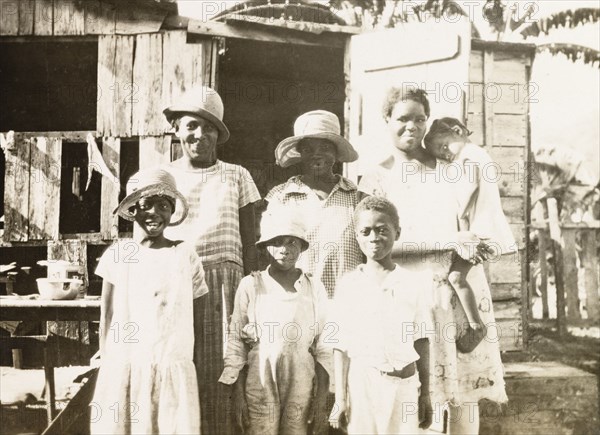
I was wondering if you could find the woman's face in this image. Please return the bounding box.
[386,100,428,153]
[266,236,303,271]
[297,138,337,176]
[175,114,219,164]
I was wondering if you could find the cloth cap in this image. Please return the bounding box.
[275,110,359,167]
[256,209,309,251]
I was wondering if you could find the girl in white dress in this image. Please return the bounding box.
[92,168,208,434]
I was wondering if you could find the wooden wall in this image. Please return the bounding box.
[466,45,533,351]
[0,0,169,36]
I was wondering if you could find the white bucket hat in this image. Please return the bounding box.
[256,209,309,251]
[163,86,231,144]
[275,110,359,168]
[113,168,189,226]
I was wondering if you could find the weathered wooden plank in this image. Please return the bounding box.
[100,137,120,240]
[161,32,209,130]
[114,1,167,35]
[83,0,115,35]
[581,229,599,321]
[483,50,494,148]
[1,130,95,141]
[97,35,134,137]
[465,112,484,147]
[495,318,522,351]
[502,196,525,223]
[492,114,527,147]
[509,223,525,250]
[489,253,521,284]
[3,133,31,242]
[491,283,521,301]
[34,0,53,35]
[492,83,528,115]
[469,49,483,83]
[28,136,61,240]
[202,38,218,88]
[493,299,521,319]
[466,82,484,114]
[18,0,35,35]
[46,240,92,366]
[562,228,581,321]
[538,229,550,319]
[489,146,526,197]
[492,51,529,84]
[133,33,163,136]
[96,35,116,135]
[53,0,84,35]
[0,0,20,35]
[139,136,171,170]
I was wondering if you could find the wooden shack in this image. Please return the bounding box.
[1,0,531,355]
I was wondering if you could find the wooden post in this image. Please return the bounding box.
[538,229,549,319]
[563,228,581,321]
[581,228,600,322]
[546,198,567,336]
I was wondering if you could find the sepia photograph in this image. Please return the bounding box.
[0,1,598,434]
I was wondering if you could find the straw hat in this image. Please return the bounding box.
[113,168,189,226]
[163,86,230,144]
[275,110,358,168]
[256,210,309,252]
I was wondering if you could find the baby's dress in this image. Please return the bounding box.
[456,142,517,255]
[91,241,208,434]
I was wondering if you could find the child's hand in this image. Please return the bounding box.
[232,380,249,432]
[418,392,433,429]
[455,232,487,263]
[328,399,349,431]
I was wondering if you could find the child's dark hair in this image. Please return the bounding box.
[382,87,431,120]
[424,117,472,146]
[354,196,400,229]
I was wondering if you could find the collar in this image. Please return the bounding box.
[280,175,357,195]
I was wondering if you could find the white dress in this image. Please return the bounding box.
[91,241,208,434]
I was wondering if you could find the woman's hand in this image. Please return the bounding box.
[328,399,349,431]
[232,380,249,432]
[418,391,433,429]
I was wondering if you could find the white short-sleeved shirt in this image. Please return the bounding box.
[332,265,433,372]
[163,160,261,266]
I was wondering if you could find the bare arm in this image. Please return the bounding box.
[239,203,258,275]
[329,349,350,429]
[415,338,433,429]
[99,280,114,359]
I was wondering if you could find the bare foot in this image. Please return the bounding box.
[457,323,487,353]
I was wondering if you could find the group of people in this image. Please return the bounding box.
[90,84,516,435]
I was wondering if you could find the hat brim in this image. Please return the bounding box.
[256,235,309,252]
[113,184,189,226]
[275,132,359,168]
[163,106,230,144]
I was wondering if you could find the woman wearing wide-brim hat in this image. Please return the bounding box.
[160,85,261,435]
[266,110,362,298]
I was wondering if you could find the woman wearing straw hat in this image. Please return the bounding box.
[162,86,261,434]
[266,110,362,299]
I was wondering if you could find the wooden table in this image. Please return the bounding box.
[0,296,101,425]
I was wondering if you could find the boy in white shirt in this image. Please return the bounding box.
[329,196,433,434]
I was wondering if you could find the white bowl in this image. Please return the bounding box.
[36,278,83,300]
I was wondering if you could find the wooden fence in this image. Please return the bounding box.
[531,200,599,333]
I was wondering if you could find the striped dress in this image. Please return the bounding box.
[163,160,261,435]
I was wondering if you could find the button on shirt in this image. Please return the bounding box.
[332,265,434,372]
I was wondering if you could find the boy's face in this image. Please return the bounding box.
[266,236,303,271]
[355,210,400,261]
[132,195,174,237]
[427,134,466,162]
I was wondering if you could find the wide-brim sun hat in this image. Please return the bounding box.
[256,210,309,252]
[275,110,359,168]
[113,168,189,226]
[163,85,230,144]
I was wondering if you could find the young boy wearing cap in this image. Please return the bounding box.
[92,168,208,434]
[219,209,332,435]
[329,196,433,434]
